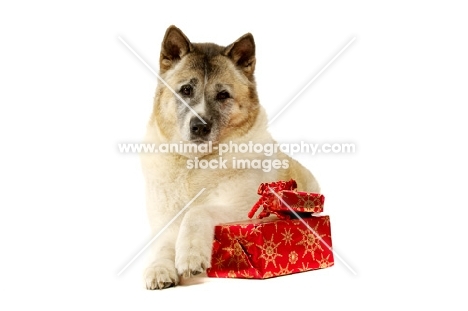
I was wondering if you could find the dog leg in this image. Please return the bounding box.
[174,207,216,278]
[144,226,180,290]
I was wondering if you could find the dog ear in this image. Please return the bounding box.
[159,25,193,72]
[223,33,256,77]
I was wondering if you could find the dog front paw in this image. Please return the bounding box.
[144,261,179,290]
[175,248,211,278]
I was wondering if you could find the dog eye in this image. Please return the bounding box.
[216,91,230,101]
[180,85,192,96]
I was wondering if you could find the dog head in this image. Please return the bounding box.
[150,25,260,153]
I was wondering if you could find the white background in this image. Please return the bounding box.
[1,0,467,310]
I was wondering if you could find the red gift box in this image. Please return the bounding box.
[248,179,325,219]
[206,180,333,279]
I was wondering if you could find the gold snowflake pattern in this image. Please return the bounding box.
[322,216,330,227]
[213,255,225,270]
[256,234,283,269]
[238,223,252,229]
[219,225,231,234]
[293,219,307,228]
[296,225,325,260]
[302,193,324,210]
[281,228,294,245]
[277,263,292,276]
[222,231,253,270]
[250,224,263,236]
[263,271,274,279]
[289,251,298,264]
[228,270,237,278]
[279,191,324,212]
[239,270,254,279]
[273,221,279,232]
[298,262,310,272]
[317,253,333,269]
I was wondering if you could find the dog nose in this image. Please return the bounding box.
[190,117,212,137]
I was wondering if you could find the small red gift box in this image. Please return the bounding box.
[248,179,325,219]
[206,180,333,279]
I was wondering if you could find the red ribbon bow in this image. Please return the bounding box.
[248,179,298,220]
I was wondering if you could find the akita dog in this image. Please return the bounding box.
[141,25,320,289]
